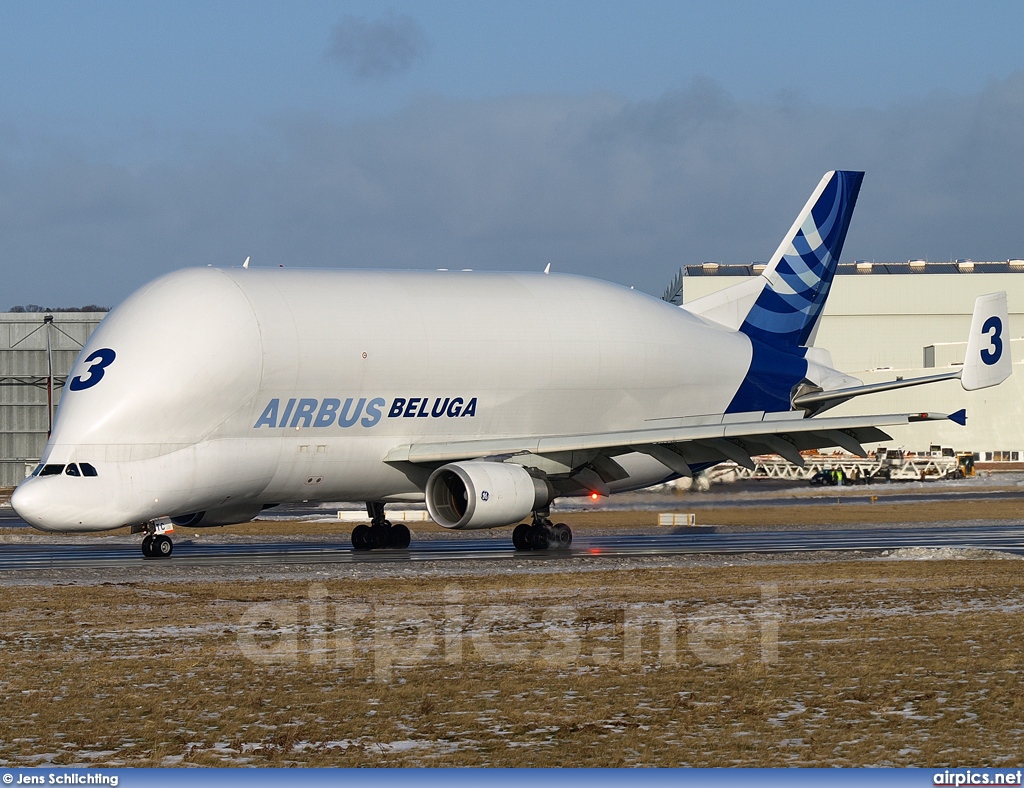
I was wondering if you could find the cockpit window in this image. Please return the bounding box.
[39,464,65,477]
[65,464,81,477]
[30,464,43,477]
[80,463,98,477]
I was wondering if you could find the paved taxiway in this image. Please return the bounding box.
[1,523,1023,570]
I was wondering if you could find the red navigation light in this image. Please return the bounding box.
[590,492,599,500]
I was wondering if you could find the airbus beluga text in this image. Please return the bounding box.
[11,171,1012,558]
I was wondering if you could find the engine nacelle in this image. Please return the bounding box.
[425,461,551,529]
[170,503,264,528]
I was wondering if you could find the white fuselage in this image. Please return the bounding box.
[12,267,754,532]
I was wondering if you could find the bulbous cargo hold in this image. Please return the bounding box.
[13,264,751,535]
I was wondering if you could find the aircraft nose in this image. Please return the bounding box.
[11,479,47,528]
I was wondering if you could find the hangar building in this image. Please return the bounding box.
[0,312,106,487]
[682,261,1024,460]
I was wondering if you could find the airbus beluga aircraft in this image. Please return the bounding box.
[11,171,1012,558]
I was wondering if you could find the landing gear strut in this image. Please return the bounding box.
[351,502,411,551]
[512,509,571,551]
[138,522,173,559]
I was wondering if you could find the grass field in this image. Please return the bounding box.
[2,559,1023,766]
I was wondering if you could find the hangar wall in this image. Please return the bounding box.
[0,313,105,487]
[682,264,1024,456]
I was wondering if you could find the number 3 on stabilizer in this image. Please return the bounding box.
[962,291,1012,391]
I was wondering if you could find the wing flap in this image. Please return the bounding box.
[384,411,949,465]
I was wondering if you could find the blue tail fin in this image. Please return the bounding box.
[738,170,863,349]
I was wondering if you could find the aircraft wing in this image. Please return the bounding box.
[384,409,962,493]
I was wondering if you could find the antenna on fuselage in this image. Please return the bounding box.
[242,256,250,269]
[543,263,551,274]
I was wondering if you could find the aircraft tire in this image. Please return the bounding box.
[370,523,391,549]
[141,535,155,558]
[528,524,549,550]
[153,534,173,558]
[389,523,411,549]
[512,523,531,551]
[552,523,572,547]
[352,524,371,550]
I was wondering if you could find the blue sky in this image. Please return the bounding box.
[3,1,1024,307]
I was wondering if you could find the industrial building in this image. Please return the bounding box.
[682,261,1024,460]
[0,312,106,487]
[1,263,1022,487]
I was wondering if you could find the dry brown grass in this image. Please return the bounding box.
[2,561,1024,766]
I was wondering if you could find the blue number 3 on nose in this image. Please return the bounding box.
[69,348,117,391]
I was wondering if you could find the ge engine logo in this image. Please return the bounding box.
[481,491,490,502]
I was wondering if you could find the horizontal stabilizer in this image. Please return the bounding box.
[792,371,961,411]
[792,291,1011,413]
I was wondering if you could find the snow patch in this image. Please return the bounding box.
[880,547,1022,561]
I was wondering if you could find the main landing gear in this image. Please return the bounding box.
[351,502,411,551]
[512,511,572,551]
[137,522,173,559]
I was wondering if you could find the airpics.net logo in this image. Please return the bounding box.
[253,396,478,429]
[934,771,1023,786]
[235,582,781,681]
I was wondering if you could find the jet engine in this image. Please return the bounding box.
[170,503,265,528]
[425,461,552,529]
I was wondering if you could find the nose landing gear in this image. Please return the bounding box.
[136,522,174,559]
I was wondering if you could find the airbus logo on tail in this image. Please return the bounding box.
[254,396,478,429]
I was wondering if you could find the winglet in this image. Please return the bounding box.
[961,291,1011,391]
[949,408,967,426]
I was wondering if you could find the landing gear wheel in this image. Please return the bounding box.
[153,534,173,558]
[552,523,572,547]
[370,522,391,549]
[528,524,550,550]
[354,503,411,551]
[141,535,155,558]
[389,523,411,549]
[512,523,531,551]
[352,523,371,551]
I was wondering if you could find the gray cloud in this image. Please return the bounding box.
[4,74,1024,309]
[327,13,428,79]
